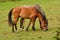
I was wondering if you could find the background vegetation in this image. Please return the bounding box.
[0,0,60,40]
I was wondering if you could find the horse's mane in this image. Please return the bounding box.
[35,4,46,20]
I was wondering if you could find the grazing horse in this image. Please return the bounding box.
[8,4,48,32]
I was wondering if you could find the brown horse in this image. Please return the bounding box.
[8,4,48,32]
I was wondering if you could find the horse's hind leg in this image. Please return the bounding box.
[12,16,19,32]
[26,19,31,31]
[15,17,19,30]
[20,18,24,29]
[15,23,17,30]
[12,23,17,32]
[12,23,14,32]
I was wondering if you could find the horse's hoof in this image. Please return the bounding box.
[26,29,28,31]
[12,30,15,32]
[33,29,36,31]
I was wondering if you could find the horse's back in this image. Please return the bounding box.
[20,6,37,18]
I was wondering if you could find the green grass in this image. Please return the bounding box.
[0,0,60,40]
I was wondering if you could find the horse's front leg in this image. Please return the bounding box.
[31,18,36,31]
[39,19,43,30]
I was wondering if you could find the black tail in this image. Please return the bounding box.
[8,8,13,26]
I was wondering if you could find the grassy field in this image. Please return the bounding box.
[0,0,60,40]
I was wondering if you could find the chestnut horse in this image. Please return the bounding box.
[8,4,48,32]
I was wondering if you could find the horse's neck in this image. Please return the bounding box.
[38,13,44,22]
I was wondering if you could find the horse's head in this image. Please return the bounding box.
[35,4,48,31]
[41,19,48,31]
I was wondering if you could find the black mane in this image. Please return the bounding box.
[35,4,46,20]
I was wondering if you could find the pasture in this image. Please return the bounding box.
[0,0,60,40]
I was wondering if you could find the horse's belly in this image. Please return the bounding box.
[20,12,37,19]
[20,13,31,18]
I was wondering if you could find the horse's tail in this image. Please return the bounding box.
[8,8,13,26]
